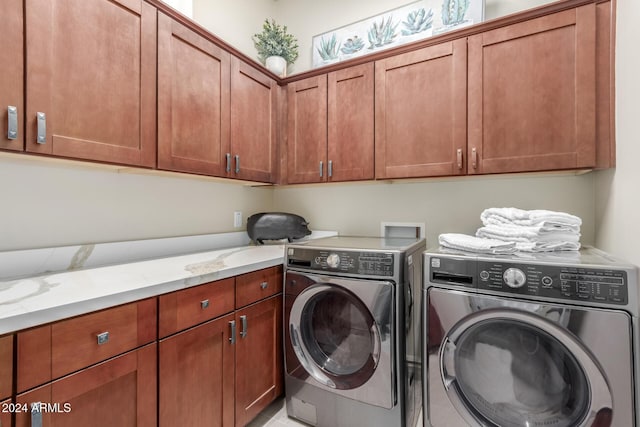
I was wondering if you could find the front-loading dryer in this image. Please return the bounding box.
[284,236,425,427]
[423,247,639,427]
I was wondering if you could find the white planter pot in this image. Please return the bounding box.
[265,55,287,77]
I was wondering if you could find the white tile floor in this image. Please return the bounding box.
[247,397,423,427]
[246,398,309,427]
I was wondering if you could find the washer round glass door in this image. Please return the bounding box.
[289,284,381,390]
[440,309,612,427]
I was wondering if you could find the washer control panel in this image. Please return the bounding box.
[477,261,628,305]
[288,248,394,276]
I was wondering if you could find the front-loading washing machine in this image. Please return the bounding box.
[284,236,425,427]
[423,247,639,427]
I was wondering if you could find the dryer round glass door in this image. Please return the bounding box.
[439,309,612,427]
[289,284,382,390]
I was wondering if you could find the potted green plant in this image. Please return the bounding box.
[252,19,299,77]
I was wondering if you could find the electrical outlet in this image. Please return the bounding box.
[233,211,242,228]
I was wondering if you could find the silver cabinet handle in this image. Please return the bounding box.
[225,153,231,173]
[240,315,247,338]
[97,331,109,345]
[7,106,18,140]
[260,281,268,290]
[456,149,463,169]
[31,402,43,427]
[36,112,46,144]
[229,320,236,344]
[328,160,333,178]
[471,147,477,169]
[200,299,209,309]
[319,161,323,177]
[234,155,240,174]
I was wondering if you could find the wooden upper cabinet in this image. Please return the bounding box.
[287,75,328,184]
[1,0,23,152]
[158,12,231,176]
[375,39,467,179]
[230,58,277,183]
[328,63,375,182]
[25,0,157,167]
[467,5,596,174]
[596,0,615,169]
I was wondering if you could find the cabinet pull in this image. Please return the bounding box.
[36,112,46,144]
[471,147,477,169]
[31,402,43,427]
[234,155,240,174]
[200,299,210,309]
[456,149,463,169]
[229,320,236,344]
[7,106,17,140]
[328,160,333,178]
[319,161,323,177]
[97,331,109,345]
[225,153,231,173]
[240,315,248,338]
[260,281,268,290]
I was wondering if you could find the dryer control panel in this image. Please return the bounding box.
[476,261,628,305]
[287,247,395,277]
[427,253,630,306]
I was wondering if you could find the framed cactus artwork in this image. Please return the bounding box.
[311,0,484,68]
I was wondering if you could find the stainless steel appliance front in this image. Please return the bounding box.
[284,236,425,427]
[423,248,638,427]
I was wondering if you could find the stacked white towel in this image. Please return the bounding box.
[476,208,581,252]
[438,233,516,255]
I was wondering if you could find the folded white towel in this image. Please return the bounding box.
[482,216,581,234]
[476,224,581,243]
[481,207,582,228]
[515,241,581,252]
[439,233,516,255]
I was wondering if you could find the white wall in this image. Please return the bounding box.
[191,0,275,67]
[0,155,273,251]
[273,174,595,248]
[594,0,640,266]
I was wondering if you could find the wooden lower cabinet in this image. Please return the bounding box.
[0,335,13,401]
[0,399,11,427]
[159,297,283,427]
[15,344,156,427]
[159,314,235,427]
[235,296,283,427]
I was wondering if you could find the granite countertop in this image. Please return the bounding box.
[0,234,333,335]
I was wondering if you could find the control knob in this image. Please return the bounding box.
[326,253,341,268]
[503,268,526,288]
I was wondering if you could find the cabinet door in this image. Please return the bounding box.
[25,0,157,167]
[230,58,277,183]
[0,335,13,401]
[16,344,157,427]
[286,75,327,184]
[1,0,23,152]
[159,314,235,427]
[375,39,467,179]
[468,5,596,174]
[235,296,283,427]
[328,63,374,182]
[0,399,11,427]
[158,13,231,177]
